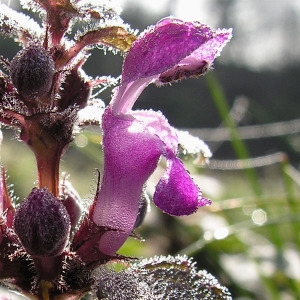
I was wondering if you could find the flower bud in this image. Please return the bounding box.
[10,45,55,99]
[13,188,70,257]
[59,68,91,110]
[60,181,83,232]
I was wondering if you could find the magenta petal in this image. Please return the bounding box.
[153,157,211,216]
[93,108,163,254]
[92,17,231,254]
[122,17,232,85]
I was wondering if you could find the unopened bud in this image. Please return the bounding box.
[59,68,91,110]
[13,188,70,257]
[60,181,83,232]
[10,45,55,100]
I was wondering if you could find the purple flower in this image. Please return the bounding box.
[92,17,232,255]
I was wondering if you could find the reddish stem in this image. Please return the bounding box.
[20,116,65,197]
[33,142,64,197]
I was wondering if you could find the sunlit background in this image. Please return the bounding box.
[1,0,300,299]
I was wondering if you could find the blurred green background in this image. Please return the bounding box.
[1,0,300,299]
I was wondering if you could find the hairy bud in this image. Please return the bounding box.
[10,45,55,99]
[61,180,83,233]
[59,68,91,110]
[13,188,70,257]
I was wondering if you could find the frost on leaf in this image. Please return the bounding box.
[74,0,121,22]
[177,130,212,165]
[61,26,137,66]
[0,4,42,42]
[22,0,128,46]
[95,255,232,300]
[75,26,137,52]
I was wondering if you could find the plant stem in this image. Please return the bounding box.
[33,143,63,197]
[20,116,65,197]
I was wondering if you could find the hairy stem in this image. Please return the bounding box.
[33,141,63,197]
[20,116,65,197]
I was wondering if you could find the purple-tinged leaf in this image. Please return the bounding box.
[57,26,136,67]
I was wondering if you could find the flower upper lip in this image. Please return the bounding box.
[121,17,232,85]
[112,17,232,114]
